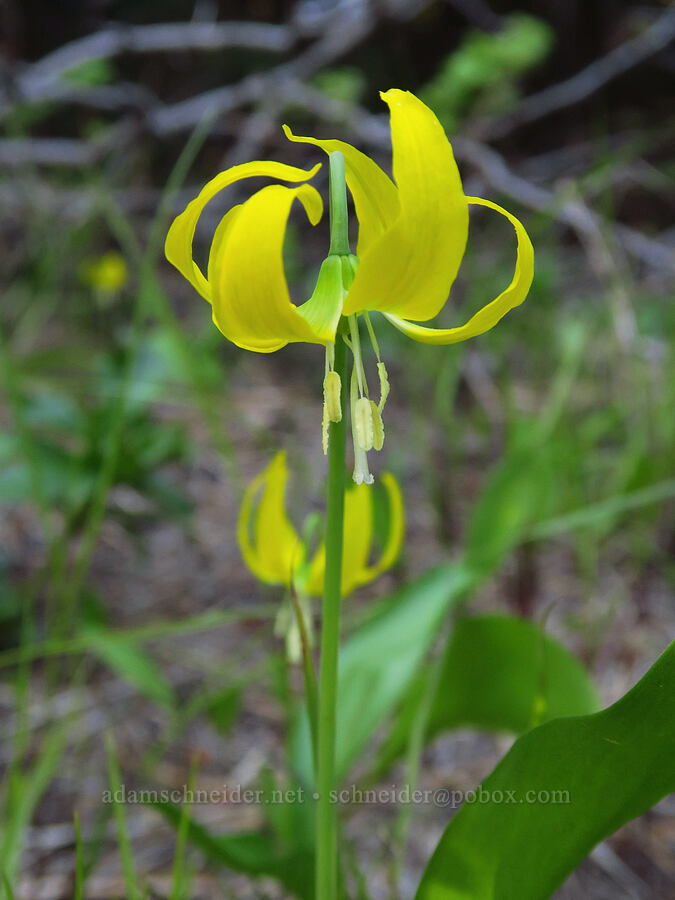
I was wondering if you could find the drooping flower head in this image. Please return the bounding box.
[237,452,404,659]
[166,90,533,483]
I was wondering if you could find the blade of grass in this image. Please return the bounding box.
[0,717,69,881]
[0,604,278,670]
[528,478,675,540]
[105,731,140,900]
[169,754,199,900]
[1,871,14,900]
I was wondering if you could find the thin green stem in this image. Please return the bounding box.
[316,334,347,900]
[363,311,381,361]
[316,151,349,900]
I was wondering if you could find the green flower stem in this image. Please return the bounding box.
[316,152,349,900]
[328,151,350,257]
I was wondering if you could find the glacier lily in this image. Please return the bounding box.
[237,452,404,661]
[165,88,533,483]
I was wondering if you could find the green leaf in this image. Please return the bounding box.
[415,641,675,900]
[375,615,597,776]
[205,686,241,734]
[421,14,553,129]
[292,564,477,784]
[430,615,598,732]
[63,58,116,86]
[464,452,552,576]
[152,802,314,900]
[1,872,15,900]
[83,625,174,708]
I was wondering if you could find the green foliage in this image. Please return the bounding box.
[312,67,366,105]
[63,59,116,86]
[421,14,553,129]
[0,338,193,526]
[152,800,315,900]
[105,733,141,900]
[204,685,242,734]
[375,615,598,775]
[464,445,554,575]
[416,640,675,899]
[0,560,22,650]
[292,565,477,785]
[84,624,175,708]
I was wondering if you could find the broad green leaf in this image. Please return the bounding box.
[416,641,675,900]
[374,615,597,776]
[430,615,598,732]
[292,564,477,784]
[152,802,314,900]
[83,625,174,708]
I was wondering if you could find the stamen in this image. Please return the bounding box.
[364,312,381,361]
[324,371,342,423]
[322,401,329,456]
[370,401,384,451]
[363,311,390,413]
[350,366,374,484]
[377,361,390,412]
[354,397,374,451]
[322,341,341,454]
[348,315,369,398]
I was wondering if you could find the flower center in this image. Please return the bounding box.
[345,313,390,485]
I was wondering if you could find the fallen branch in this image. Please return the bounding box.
[484,8,675,138]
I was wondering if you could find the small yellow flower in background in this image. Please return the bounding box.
[238,452,404,660]
[79,251,128,293]
[166,89,534,483]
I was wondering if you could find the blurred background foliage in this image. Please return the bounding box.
[0,0,674,897]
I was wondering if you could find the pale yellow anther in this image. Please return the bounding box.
[322,401,330,455]
[354,396,374,451]
[370,401,384,451]
[377,361,390,412]
[323,371,342,423]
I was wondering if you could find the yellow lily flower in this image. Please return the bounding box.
[166,89,533,482]
[237,452,404,660]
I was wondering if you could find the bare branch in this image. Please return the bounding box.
[17,21,293,92]
[0,137,103,167]
[485,9,675,138]
[451,137,675,276]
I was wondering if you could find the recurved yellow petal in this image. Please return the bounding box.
[305,482,374,597]
[165,160,321,302]
[343,90,469,321]
[357,472,404,584]
[237,452,303,586]
[341,483,376,594]
[282,124,399,256]
[210,183,340,352]
[383,196,534,344]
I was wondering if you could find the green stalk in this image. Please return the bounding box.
[316,152,349,900]
[328,151,350,257]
